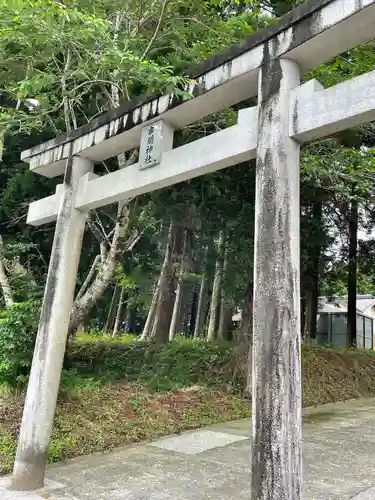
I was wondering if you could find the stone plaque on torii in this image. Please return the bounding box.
[8,0,375,497]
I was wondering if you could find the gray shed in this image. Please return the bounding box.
[316,310,374,349]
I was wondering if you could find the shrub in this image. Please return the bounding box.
[0,300,40,385]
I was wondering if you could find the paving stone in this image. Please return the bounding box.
[149,430,248,455]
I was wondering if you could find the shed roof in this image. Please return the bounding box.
[319,295,375,314]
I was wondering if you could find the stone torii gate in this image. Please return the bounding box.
[9,0,375,497]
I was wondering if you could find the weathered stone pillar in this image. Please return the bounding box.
[11,154,93,491]
[251,56,302,500]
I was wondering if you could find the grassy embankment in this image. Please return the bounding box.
[2,334,375,474]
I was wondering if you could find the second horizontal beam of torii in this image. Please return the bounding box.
[27,68,375,226]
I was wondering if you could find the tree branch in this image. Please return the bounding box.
[75,254,100,301]
[61,49,72,133]
[141,0,169,61]
[87,212,106,244]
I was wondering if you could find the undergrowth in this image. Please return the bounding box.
[2,336,375,475]
[67,337,237,392]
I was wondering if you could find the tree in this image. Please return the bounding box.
[207,229,226,342]
[0,235,13,307]
[169,230,188,340]
[151,221,177,343]
[2,0,375,354]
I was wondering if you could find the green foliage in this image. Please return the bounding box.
[1,0,375,347]
[68,337,235,391]
[66,337,375,405]
[59,369,104,399]
[0,300,40,385]
[75,332,136,345]
[0,429,16,474]
[321,261,375,297]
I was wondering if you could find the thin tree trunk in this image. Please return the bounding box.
[311,267,322,341]
[347,196,358,346]
[189,282,199,338]
[304,201,322,341]
[207,230,226,342]
[169,281,184,339]
[238,279,253,344]
[113,288,126,337]
[300,296,306,343]
[309,293,319,341]
[303,290,313,342]
[169,231,187,340]
[310,207,321,341]
[181,281,194,337]
[105,286,121,332]
[218,241,231,341]
[75,255,100,301]
[151,221,176,343]
[0,236,13,307]
[177,282,187,334]
[194,248,210,338]
[140,275,161,340]
[124,304,132,332]
[241,282,254,398]
[218,305,233,341]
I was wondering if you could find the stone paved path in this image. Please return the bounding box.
[2,398,375,499]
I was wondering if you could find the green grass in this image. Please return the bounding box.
[2,338,375,475]
[67,336,237,391]
[74,332,136,345]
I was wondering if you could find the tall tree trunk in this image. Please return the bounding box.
[176,282,187,334]
[204,289,212,326]
[124,303,131,332]
[218,305,233,341]
[238,279,253,344]
[194,247,210,339]
[241,282,254,399]
[151,221,177,343]
[169,231,187,340]
[304,201,322,341]
[113,288,126,337]
[140,276,161,341]
[218,243,232,341]
[309,206,321,341]
[207,230,226,342]
[189,283,199,338]
[105,286,121,332]
[0,236,13,307]
[347,196,358,346]
[303,290,313,342]
[181,281,194,337]
[300,296,306,344]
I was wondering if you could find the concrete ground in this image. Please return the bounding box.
[2,398,375,499]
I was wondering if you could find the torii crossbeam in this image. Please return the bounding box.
[9,0,375,497]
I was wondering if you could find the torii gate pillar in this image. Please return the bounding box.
[252,57,302,498]
[10,155,94,491]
